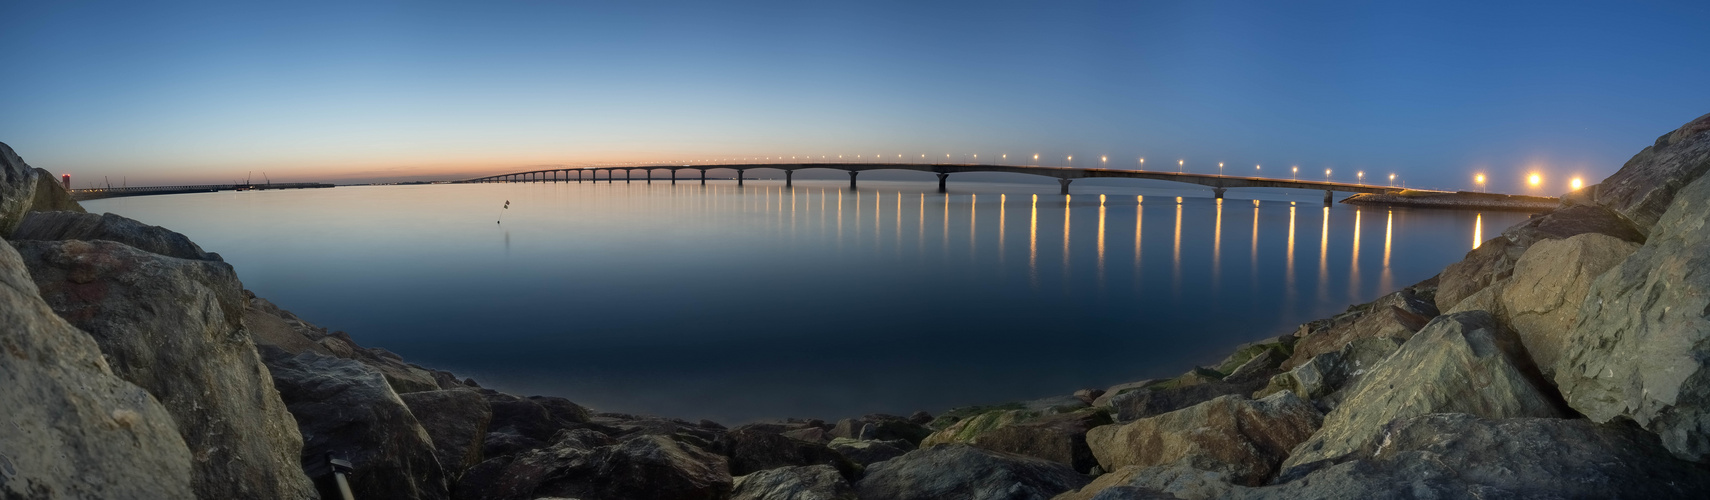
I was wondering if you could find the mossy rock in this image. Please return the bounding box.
[1147,367,1225,391]
[928,402,1026,431]
[1210,341,1296,378]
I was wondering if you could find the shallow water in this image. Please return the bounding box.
[85,178,1528,423]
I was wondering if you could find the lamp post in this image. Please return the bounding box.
[1292,166,1298,180]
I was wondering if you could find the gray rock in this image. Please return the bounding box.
[829,414,932,446]
[920,408,1111,473]
[588,412,720,450]
[1594,111,1710,236]
[13,211,220,261]
[402,390,493,481]
[1086,393,1320,486]
[16,239,315,499]
[1254,414,1710,499]
[464,434,733,500]
[731,465,858,500]
[1057,464,1236,500]
[0,142,84,237]
[855,444,1089,500]
[263,349,449,500]
[712,428,860,481]
[0,238,193,499]
[1556,171,1710,462]
[1092,379,1162,408]
[827,438,911,467]
[1255,337,1401,411]
[1108,368,1270,422]
[1499,233,1640,378]
[1436,203,1644,311]
[1283,288,1436,371]
[1281,311,1567,472]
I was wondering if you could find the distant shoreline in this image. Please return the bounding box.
[1341,190,1557,212]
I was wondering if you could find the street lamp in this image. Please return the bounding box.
[1292,166,1298,180]
[1357,171,1364,185]
[1325,169,1332,182]
[1139,158,1145,170]
[1571,177,1584,190]
[1389,173,1396,187]
[1218,162,1224,177]
[1178,159,1184,173]
[1475,174,1486,192]
[1528,173,1542,187]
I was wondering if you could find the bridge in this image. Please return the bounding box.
[71,182,335,201]
[460,163,1433,204]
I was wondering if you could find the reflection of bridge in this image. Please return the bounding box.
[460,163,1434,204]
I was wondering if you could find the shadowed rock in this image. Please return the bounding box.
[1594,111,1710,236]
[462,434,733,500]
[854,444,1088,500]
[402,389,493,481]
[1086,393,1320,486]
[827,438,911,467]
[0,237,192,499]
[1557,172,1710,462]
[920,407,1111,473]
[730,465,857,500]
[1256,337,1401,411]
[14,211,221,261]
[1282,288,1435,371]
[16,239,315,499]
[712,428,860,481]
[0,142,84,237]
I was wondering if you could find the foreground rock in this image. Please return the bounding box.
[1499,232,1640,377]
[14,211,221,261]
[1086,393,1320,486]
[1282,311,1566,471]
[921,407,1111,473]
[827,438,911,467]
[263,348,449,500]
[460,434,733,500]
[730,465,857,500]
[713,428,860,481]
[245,294,456,394]
[1436,203,1644,311]
[17,239,315,499]
[855,444,1088,500]
[1593,111,1710,235]
[1255,337,1400,411]
[0,238,194,499]
[0,142,83,237]
[1557,172,1710,462]
[1282,287,1435,371]
[402,389,494,481]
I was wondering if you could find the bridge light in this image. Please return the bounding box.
[1528,173,1542,187]
[1571,177,1583,190]
[1101,156,1107,163]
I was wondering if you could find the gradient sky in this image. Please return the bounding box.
[3,1,1708,191]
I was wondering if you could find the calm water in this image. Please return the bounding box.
[85,178,1527,423]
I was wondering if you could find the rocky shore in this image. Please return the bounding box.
[3,111,1710,500]
[1341,190,1559,211]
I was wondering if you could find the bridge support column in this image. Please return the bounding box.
[578,170,583,183]
[736,169,744,186]
[671,169,677,185]
[936,173,948,193]
[1214,187,1226,199]
[626,169,631,183]
[785,170,793,188]
[700,169,706,185]
[646,170,652,184]
[848,171,858,190]
[1058,178,1072,196]
[1324,190,1334,205]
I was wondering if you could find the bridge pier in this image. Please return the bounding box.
[700,169,706,185]
[670,169,677,185]
[1324,190,1334,205]
[577,170,583,183]
[1214,187,1226,199]
[785,170,793,188]
[848,171,858,190]
[736,169,744,187]
[1058,178,1072,196]
[936,173,948,193]
[626,169,631,183]
[646,169,652,184]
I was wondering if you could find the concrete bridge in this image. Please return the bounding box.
[460,163,1433,204]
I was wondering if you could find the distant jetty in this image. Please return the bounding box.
[70,182,334,201]
[1341,189,1557,212]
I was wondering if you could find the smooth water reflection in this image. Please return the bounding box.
[86,181,1526,423]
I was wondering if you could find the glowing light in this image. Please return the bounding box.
[1101,156,1107,162]
[1528,173,1542,186]
[1571,177,1584,190]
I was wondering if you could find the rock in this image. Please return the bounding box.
[730,465,858,500]
[13,211,220,261]
[921,408,1111,473]
[782,426,831,444]
[1437,203,1644,311]
[1281,311,1566,472]
[829,414,932,446]
[1282,288,1435,371]
[1499,233,1640,377]
[245,294,335,356]
[1086,393,1321,486]
[1593,111,1710,236]
[1556,172,1710,462]
[1254,337,1401,411]
[712,428,861,481]
[854,444,1089,500]
[1258,413,1710,499]
[0,142,84,237]
[1092,379,1162,408]
[0,237,193,499]
[907,411,933,425]
[262,348,449,500]
[485,391,594,451]
[16,239,315,499]
[243,294,447,394]
[402,390,493,480]
[1056,464,1236,500]
[1073,388,1106,405]
[465,434,733,500]
[590,412,722,450]
[1108,367,1271,422]
[827,438,911,467]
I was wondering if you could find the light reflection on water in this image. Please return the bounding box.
[84,180,1528,423]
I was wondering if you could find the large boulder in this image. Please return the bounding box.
[1255,337,1401,411]
[0,238,193,498]
[1594,111,1710,236]
[1499,232,1640,377]
[830,414,933,446]
[1085,392,1320,486]
[1107,367,1275,423]
[1257,413,1710,499]
[1282,288,1435,371]
[826,438,911,467]
[263,348,449,500]
[1436,203,1644,311]
[1556,172,1710,462]
[854,444,1088,500]
[14,211,221,261]
[463,434,733,500]
[1056,464,1238,500]
[0,142,83,237]
[730,465,857,500]
[15,239,315,499]
[919,408,1111,473]
[1281,311,1567,471]
[712,428,860,481]
[402,389,493,481]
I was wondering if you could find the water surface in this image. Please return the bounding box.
[86,179,1526,423]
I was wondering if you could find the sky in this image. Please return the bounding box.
[2,0,1708,192]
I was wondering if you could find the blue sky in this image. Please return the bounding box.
[2,0,1707,191]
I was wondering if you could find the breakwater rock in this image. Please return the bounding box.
[4,112,1710,500]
